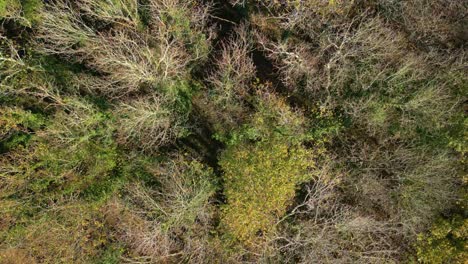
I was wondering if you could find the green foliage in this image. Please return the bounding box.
[33,107,118,201]
[158,1,211,60]
[21,0,43,24]
[0,0,21,18]
[446,111,468,163]
[217,91,313,145]
[0,107,44,139]
[0,101,119,205]
[0,202,116,263]
[0,0,42,25]
[416,214,467,263]
[94,244,125,264]
[163,79,196,116]
[0,107,45,154]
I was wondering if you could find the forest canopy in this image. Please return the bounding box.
[0,0,466,263]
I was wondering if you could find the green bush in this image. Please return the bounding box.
[0,107,45,153]
[155,0,211,60]
[0,100,119,204]
[0,0,42,25]
[0,0,21,18]
[21,0,43,24]
[0,202,116,263]
[0,107,44,140]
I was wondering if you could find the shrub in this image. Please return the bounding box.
[416,214,467,263]
[0,37,41,92]
[262,161,411,263]
[0,107,44,141]
[219,91,317,247]
[0,202,115,263]
[0,99,119,203]
[147,0,212,60]
[88,30,190,97]
[220,138,314,246]
[397,148,459,230]
[0,0,21,18]
[21,0,43,25]
[0,107,44,152]
[208,25,255,102]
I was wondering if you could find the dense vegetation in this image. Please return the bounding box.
[0,0,466,263]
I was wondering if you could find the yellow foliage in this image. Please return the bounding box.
[220,138,315,246]
[416,215,468,263]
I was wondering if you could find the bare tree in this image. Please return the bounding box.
[36,0,99,59]
[104,155,217,263]
[195,25,256,132]
[116,95,185,152]
[266,162,406,263]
